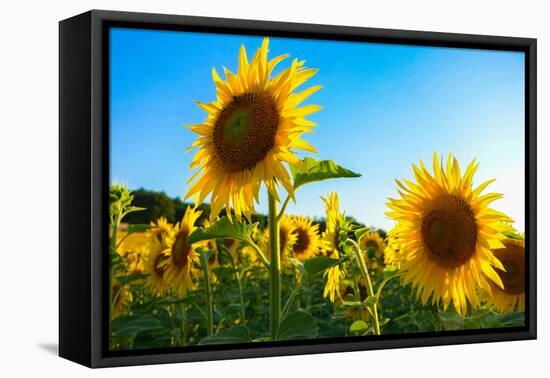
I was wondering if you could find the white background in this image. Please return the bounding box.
[0,0,547,376]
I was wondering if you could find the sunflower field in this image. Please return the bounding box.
[109,38,525,351]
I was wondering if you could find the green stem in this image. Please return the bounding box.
[292,267,301,310]
[282,284,301,319]
[248,241,270,269]
[199,252,214,336]
[350,240,381,335]
[226,248,246,324]
[236,271,246,324]
[268,193,281,340]
[276,194,292,222]
[108,214,120,346]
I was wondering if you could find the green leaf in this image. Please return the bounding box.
[302,256,347,277]
[124,206,146,215]
[354,227,370,243]
[363,296,378,307]
[198,325,252,345]
[109,250,123,266]
[188,217,258,244]
[112,316,164,337]
[277,311,318,341]
[349,320,369,333]
[116,272,149,285]
[341,300,363,308]
[290,157,361,190]
[502,231,524,240]
[126,224,149,234]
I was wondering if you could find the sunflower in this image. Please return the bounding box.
[386,153,513,315]
[124,250,147,274]
[185,37,322,222]
[359,230,386,270]
[117,226,147,254]
[339,282,370,321]
[142,226,171,296]
[198,219,221,270]
[482,237,525,313]
[162,207,202,298]
[116,230,148,273]
[241,245,259,265]
[260,215,298,265]
[384,227,403,269]
[111,278,132,319]
[360,231,385,257]
[290,216,321,261]
[142,218,175,296]
[321,192,352,302]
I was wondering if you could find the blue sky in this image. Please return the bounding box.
[110,28,525,231]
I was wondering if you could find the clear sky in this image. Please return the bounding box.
[110,28,525,231]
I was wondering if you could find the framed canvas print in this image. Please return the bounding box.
[59,10,537,368]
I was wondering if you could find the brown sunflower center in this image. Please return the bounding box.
[494,242,525,294]
[279,228,288,256]
[172,229,191,270]
[213,92,279,172]
[421,195,478,269]
[152,229,163,244]
[208,251,217,265]
[223,238,237,249]
[153,253,168,278]
[293,227,310,256]
[365,240,379,250]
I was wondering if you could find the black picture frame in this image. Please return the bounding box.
[59,9,537,368]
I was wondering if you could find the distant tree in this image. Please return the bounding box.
[122,188,377,236]
[124,188,176,224]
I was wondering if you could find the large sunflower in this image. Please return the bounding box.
[185,37,322,221]
[290,216,322,261]
[162,207,202,298]
[386,153,512,315]
[321,192,352,302]
[260,215,298,265]
[482,237,525,313]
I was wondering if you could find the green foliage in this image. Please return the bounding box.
[108,185,526,351]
